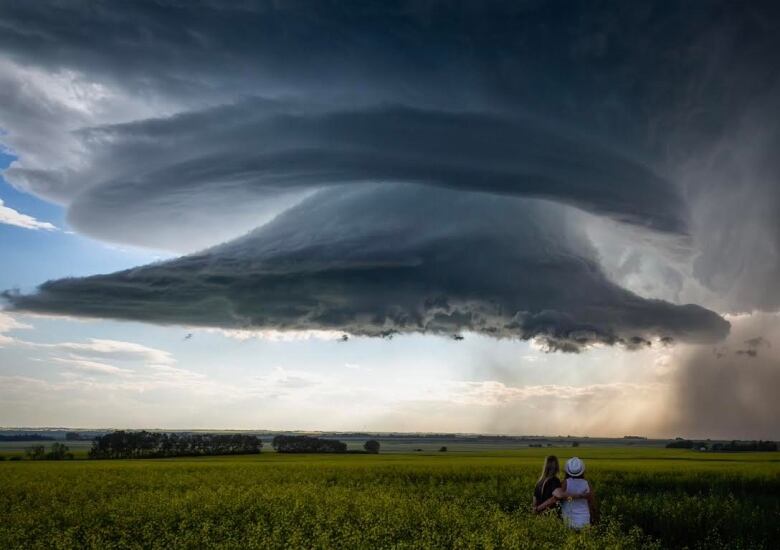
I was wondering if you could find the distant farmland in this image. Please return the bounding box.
[1,446,778,549]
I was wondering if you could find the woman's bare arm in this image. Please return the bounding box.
[552,479,567,500]
[535,494,558,512]
[553,480,589,501]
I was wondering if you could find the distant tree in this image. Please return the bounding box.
[9,455,22,461]
[46,442,73,460]
[572,441,580,448]
[65,432,82,441]
[89,431,262,459]
[272,435,347,453]
[711,440,778,452]
[25,444,46,460]
[0,455,6,461]
[364,440,380,454]
[439,446,448,452]
[666,439,694,449]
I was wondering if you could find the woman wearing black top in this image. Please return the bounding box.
[533,455,562,514]
[533,455,590,515]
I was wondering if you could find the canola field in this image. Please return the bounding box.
[1,447,778,549]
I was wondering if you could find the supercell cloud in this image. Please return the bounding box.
[2,1,779,347]
[62,101,685,251]
[7,185,729,350]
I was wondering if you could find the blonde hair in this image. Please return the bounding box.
[537,455,560,484]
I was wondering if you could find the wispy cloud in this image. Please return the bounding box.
[52,355,133,375]
[213,329,345,342]
[0,199,56,231]
[49,338,175,365]
[0,312,32,346]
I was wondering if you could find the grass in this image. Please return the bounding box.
[1,447,778,549]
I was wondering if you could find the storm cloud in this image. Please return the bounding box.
[5,185,728,350]
[2,1,779,344]
[60,101,685,251]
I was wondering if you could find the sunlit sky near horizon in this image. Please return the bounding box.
[1,2,779,439]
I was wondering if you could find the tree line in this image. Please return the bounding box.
[0,433,54,442]
[88,431,262,459]
[272,435,347,453]
[711,440,777,452]
[667,439,777,451]
[25,442,74,460]
[272,435,381,454]
[12,432,382,460]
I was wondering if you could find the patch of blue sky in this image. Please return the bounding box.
[1,151,170,292]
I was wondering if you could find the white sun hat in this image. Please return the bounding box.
[565,456,585,476]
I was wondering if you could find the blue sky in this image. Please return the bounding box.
[0,152,166,293]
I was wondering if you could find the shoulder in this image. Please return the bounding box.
[550,477,562,489]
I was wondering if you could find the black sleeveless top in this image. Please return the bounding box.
[534,476,561,508]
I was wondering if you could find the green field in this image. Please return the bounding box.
[1,447,779,549]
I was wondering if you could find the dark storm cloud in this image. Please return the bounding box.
[1,0,779,339]
[1,0,717,253]
[59,101,684,251]
[0,1,746,112]
[733,335,770,358]
[684,106,780,312]
[5,186,728,350]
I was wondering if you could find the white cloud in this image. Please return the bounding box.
[0,312,32,346]
[0,312,32,332]
[0,328,221,391]
[213,328,346,342]
[249,366,324,395]
[0,375,53,393]
[0,198,56,231]
[5,364,242,400]
[436,380,657,407]
[48,338,175,365]
[52,355,133,376]
[147,363,206,381]
[4,331,178,369]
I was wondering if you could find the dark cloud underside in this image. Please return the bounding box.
[5,186,728,350]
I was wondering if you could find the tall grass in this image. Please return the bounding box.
[1,449,777,549]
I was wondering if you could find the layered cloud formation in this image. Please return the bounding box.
[2,1,779,347]
[7,185,728,349]
[60,101,684,251]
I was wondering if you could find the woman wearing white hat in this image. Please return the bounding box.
[532,455,592,518]
[553,456,597,529]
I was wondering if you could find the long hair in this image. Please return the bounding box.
[537,455,559,484]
